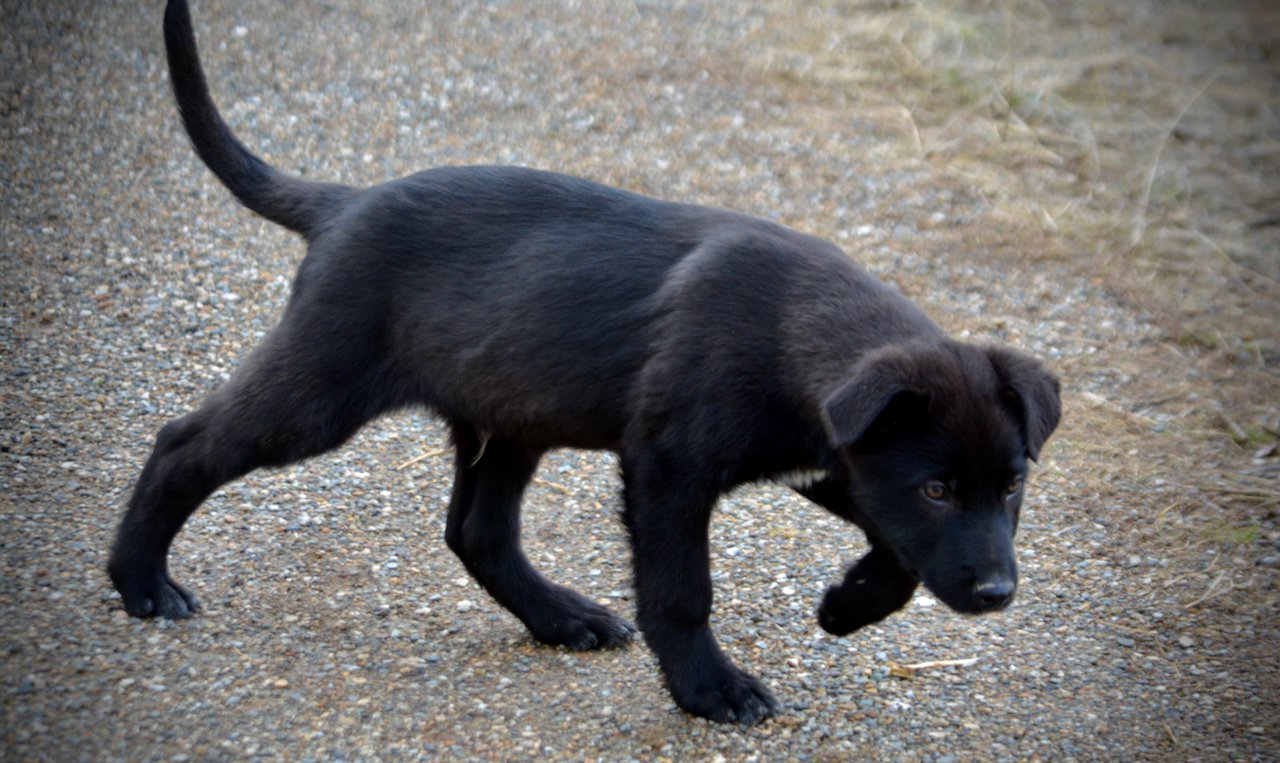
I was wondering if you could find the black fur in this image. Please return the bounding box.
[109,0,1062,726]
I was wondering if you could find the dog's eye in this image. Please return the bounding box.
[1006,476,1024,496]
[922,481,948,502]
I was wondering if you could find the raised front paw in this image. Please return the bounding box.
[818,581,876,636]
[817,572,916,636]
[818,546,918,636]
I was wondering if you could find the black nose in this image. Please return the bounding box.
[973,578,1015,610]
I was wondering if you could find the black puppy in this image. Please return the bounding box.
[110,0,1061,725]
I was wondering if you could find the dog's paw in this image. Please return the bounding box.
[547,609,636,652]
[817,577,914,636]
[817,551,918,635]
[112,571,200,619]
[527,588,636,651]
[817,592,869,636]
[668,660,779,725]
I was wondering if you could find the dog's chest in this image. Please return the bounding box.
[767,468,830,490]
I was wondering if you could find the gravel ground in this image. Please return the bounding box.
[3,1,1276,760]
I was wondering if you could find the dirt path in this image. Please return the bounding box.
[2,1,1276,759]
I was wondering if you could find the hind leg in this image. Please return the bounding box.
[444,428,634,650]
[108,329,397,618]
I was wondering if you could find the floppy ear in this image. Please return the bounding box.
[986,346,1061,461]
[821,351,918,450]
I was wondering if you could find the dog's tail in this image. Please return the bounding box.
[163,0,354,239]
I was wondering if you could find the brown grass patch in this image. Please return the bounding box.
[745,0,1279,553]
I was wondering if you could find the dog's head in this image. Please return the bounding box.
[821,340,1060,615]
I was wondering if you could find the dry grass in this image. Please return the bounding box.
[767,1,1277,364]
[931,12,1265,333]
[749,0,1280,551]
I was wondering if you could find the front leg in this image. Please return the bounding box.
[818,544,918,636]
[623,454,778,725]
[790,478,918,634]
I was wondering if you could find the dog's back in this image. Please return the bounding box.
[162,0,932,459]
